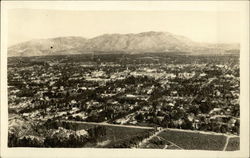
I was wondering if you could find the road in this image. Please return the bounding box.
[61,120,239,137]
[223,137,230,151]
[61,120,154,130]
[162,139,183,150]
[164,128,239,137]
[135,128,165,148]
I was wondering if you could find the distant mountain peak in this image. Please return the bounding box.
[138,31,169,35]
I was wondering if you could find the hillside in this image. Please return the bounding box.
[8,36,87,57]
[8,31,240,57]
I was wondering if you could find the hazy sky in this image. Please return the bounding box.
[8,9,240,46]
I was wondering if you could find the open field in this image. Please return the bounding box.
[50,120,239,150]
[157,129,238,151]
[225,137,240,151]
[60,121,154,141]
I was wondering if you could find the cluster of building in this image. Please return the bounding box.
[8,54,240,136]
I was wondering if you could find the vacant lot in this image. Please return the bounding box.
[58,121,154,147]
[158,129,228,150]
[225,137,240,151]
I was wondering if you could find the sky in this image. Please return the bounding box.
[8,9,240,46]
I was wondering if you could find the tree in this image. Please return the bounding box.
[181,118,193,130]
[161,114,170,127]
[188,105,199,115]
[199,102,212,114]
[135,113,144,122]
[220,124,228,133]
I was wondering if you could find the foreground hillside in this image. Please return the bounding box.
[8,31,239,57]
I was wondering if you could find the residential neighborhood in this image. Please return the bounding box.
[8,53,240,148]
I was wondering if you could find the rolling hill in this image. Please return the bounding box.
[8,31,239,57]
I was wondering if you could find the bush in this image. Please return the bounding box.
[8,133,44,147]
[44,127,89,147]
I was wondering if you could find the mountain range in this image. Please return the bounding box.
[8,31,240,57]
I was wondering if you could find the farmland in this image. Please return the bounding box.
[138,128,239,150]
[158,129,227,150]
[225,137,240,151]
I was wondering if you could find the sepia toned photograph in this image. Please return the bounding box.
[1,1,249,158]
